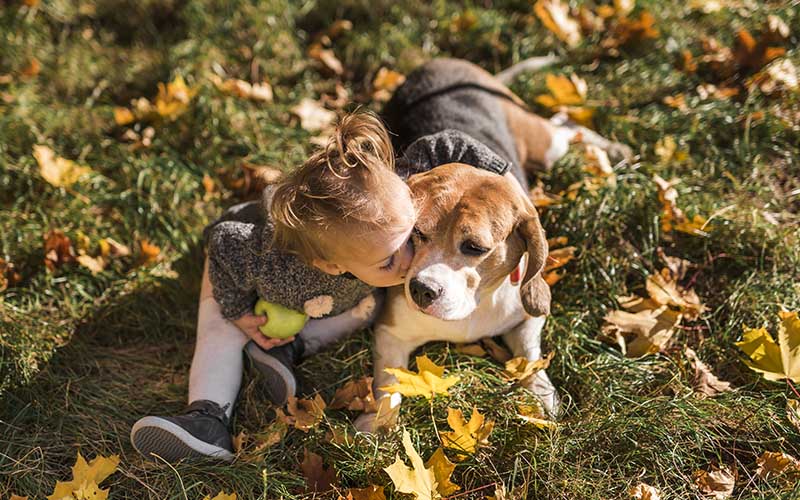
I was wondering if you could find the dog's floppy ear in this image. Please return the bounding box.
[516,211,551,317]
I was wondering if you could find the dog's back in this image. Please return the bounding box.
[382,59,525,186]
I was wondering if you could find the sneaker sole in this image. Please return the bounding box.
[245,342,296,405]
[131,417,235,463]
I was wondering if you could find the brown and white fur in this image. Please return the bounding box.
[354,58,629,432]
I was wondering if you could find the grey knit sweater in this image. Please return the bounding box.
[203,131,511,321]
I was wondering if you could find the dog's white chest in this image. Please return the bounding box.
[384,279,526,344]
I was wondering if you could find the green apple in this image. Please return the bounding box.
[254,299,308,339]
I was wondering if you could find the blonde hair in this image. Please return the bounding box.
[271,110,412,262]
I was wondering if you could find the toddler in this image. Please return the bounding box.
[130,111,512,462]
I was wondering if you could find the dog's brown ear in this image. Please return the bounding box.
[516,212,551,317]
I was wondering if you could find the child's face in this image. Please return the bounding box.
[312,189,417,287]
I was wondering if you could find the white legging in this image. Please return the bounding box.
[188,258,381,417]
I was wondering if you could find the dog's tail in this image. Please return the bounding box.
[495,55,559,85]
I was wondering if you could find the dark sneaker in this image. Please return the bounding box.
[130,400,235,462]
[245,337,304,406]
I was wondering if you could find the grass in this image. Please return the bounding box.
[1,0,799,498]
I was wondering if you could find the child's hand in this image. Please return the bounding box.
[232,313,295,351]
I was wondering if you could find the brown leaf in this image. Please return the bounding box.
[629,483,662,500]
[44,230,76,271]
[21,58,40,77]
[138,239,161,265]
[755,451,800,481]
[601,302,682,357]
[0,258,22,292]
[276,394,326,432]
[657,248,693,281]
[481,337,512,363]
[339,485,387,500]
[455,343,487,357]
[544,246,576,273]
[734,29,785,72]
[601,12,659,54]
[693,464,736,499]
[308,43,344,75]
[330,376,378,412]
[301,449,337,493]
[291,98,336,133]
[232,431,247,454]
[646,267,706,320]
[372,67,406,102]
[653,175,710,238]
[685,348,732,397]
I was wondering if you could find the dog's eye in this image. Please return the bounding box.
[412,226,428,243]
[460,240,489,256]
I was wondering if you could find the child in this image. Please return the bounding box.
[130,111,512,462]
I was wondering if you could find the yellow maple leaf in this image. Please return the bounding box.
[33,145,93,188]
[384,430,460,500]
[440,407,494,458]
[737,311,800,383]
[536,74,586,107]
[517,403,557,429]
[380,355,460,399]
[47,452,119,500]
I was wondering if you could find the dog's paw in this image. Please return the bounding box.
[522,372,561,419]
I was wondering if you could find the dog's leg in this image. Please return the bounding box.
[353,325,419,433]
[502,316,560,418]
[549,111,632,162]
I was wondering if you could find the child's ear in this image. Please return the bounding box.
[311,258,346,276]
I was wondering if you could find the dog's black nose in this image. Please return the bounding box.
[409,278,440,309]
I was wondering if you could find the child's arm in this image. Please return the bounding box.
[205,222,295,351]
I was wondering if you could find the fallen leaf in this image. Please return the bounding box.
[481,338,512,363]
[276,394,326,432]
[653,175,710,237]
[502,353,553,384]
[384,429,459,500]
[291,98,336,133]
[138,239,161,266]
[77,254,106,275]
[751,58,798,95]
[601,300,682,357]
[34,145,93,188]
[629,483,662,500]
[308,43,344,75]
[372,67,406,102]
[455,343,487,357]
[202,492,237,500]
[693,464,736,499]
[0,258,22,292]
[380,355,460,399]
[301,449,337,493]
[601,11,659,54]
[44,230,76,271]
[425,448,460,496]
[583,144,615,179]
[154,75,196,120]
[787,400,800,433]
[736,310,800,383]
[536,73,594,127]
[517,403,557,429]
[646,267,706,320]
[240,420,287,462]
[46,452,119,500]
[98,237,130,258]
[212,76,273,102]
[529,180,563,208]
[685,348,732,397]
[688,0,724,14]
[113,107,135,125]
[734,28,785,73]
[339,485,387,500]
[441,407,494,458]
[755,451,800,480]
[544,246,576,273]
[534,0,582,47]
[330,376,378,412]
[21,58,40,77]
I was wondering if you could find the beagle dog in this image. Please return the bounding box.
[354,58,629,431]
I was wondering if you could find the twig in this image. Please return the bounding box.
[787,379,800,400]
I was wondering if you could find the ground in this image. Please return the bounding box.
[1,0,799,499]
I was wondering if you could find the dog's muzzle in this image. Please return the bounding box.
[409,278,441,309]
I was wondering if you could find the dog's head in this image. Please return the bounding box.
[405,163,550,321]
